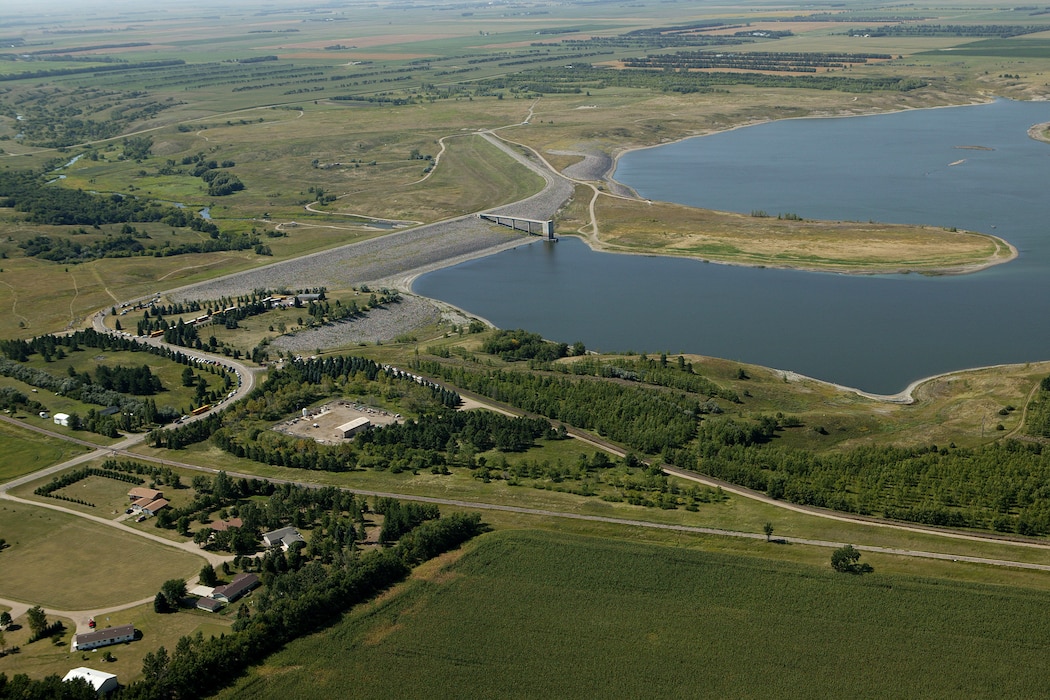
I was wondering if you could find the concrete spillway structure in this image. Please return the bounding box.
[478,213,555,240]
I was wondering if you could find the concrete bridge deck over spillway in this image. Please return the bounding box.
[478,212,555,240]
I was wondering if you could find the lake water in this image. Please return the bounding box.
[415,100,1050,394]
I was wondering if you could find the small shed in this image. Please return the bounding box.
[63,667,119,695]
[54,413,70,427]
[336,417,371,439]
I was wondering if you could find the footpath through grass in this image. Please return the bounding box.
[219,529,1050,699]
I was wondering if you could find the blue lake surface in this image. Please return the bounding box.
[415,100,1050,394]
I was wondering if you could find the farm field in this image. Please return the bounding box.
[0,501,203,609]
[218,529,1050,699]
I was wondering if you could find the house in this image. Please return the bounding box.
[62,667,119,695]
[210,517,243,532]
[72,624,135,651]
[130,497,168,515]
[141,498,169,516]
[54,413,70,427]
[262,526,305,551]
[196,597,224,613]
[336,417,370,439]
[211,573,260,603]
[128,487,163,502]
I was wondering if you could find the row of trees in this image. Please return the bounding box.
[478,65,926,96]
[624,50,892,73]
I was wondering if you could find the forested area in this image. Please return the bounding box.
[0,170,206,228]
[415,360,701,453]
[150,355,720,509]
[410,356,1050,535]
[0,168,267,263]
[1023,375,1050,437]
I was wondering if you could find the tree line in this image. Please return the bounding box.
[478,65,926,96]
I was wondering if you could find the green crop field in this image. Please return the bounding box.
[219,529,1050,699]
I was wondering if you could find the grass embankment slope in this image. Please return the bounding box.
[219,529,1050,699]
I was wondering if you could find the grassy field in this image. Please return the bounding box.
[0,420,90,483]
[0,501,203,609]
[216,529,1050,699]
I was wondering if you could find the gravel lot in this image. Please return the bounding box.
[271,295,441,353]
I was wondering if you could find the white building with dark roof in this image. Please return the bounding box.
[72,624,135,651]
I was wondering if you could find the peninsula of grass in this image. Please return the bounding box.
[218,529,1050,699]
[577,194,1016,275]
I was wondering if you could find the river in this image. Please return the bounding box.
[414,100,1050,394]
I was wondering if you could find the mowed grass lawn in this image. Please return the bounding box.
[0,420,90,483]
[0,502,202,609]
[220,530,1050,699]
